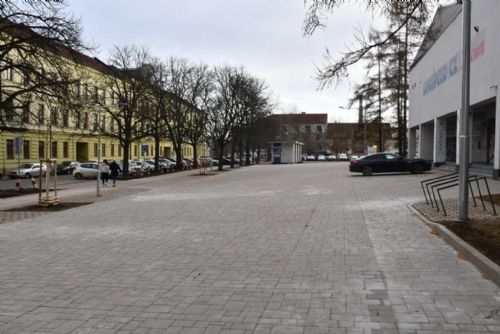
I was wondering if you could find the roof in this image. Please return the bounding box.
[0,18,117,76]
[270,113,328,124]
[410,4,462,70]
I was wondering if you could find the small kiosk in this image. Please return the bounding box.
[270,141,304,164]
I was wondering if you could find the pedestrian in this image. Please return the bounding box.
[109,159,121,187]
[100,159,110,186]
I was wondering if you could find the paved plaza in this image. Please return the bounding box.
[0,163,499,334]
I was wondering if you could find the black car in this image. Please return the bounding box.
[349,153,432,176]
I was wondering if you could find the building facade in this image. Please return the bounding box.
[270,113,328,155]
[409,1,499,176]
[0,24,204,173]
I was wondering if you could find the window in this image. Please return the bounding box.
[38,104,45,124]
[94,143,98,157]
[305,125,311,133]
[38,141,45,158]
[62,110,69,127]
[110,119,115,132]
[50,109,58,126]
[101,143,106,157]
[101,115,106,131]
[83,83,88,100]
[51,141,57,158]
[385,154,398,160]
[93,86,99,103]
[75,111,81,129]
[93,113,98,131]
[6,139,14,159]
[134,145,137,157]
[1,60,12,81]
[317,125,323,133]
[4,101,15,122]
[75,82,81,99]
[118,145,122,157]
[23,140,30,159]
[111,144,115,157]
[63,142,69,158]
[22,103,30,124]
[83,112,88,129]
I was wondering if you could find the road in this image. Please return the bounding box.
[0,162,499,334]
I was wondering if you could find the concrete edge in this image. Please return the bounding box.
[408,204,500,287]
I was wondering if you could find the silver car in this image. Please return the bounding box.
[9,163,47,179]
[73,162,98,179]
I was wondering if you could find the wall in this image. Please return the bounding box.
[409,0,500,128]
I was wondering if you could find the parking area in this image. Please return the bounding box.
[0,163,499,333]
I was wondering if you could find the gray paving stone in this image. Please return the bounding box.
[0,164,499,334]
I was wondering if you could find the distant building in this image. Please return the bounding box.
[270,113,328,155]
[327,122,393,155]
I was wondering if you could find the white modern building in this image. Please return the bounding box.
[409,1,500,177]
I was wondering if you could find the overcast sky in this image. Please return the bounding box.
[68,0,420,123]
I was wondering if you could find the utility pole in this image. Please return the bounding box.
[458,0,471,222]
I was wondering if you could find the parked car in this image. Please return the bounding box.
[350,155,359,161]
[327,155,336,161]
[131,160,151,175]
[338,153,348,161]
[349,153,432,176]
[57,161,80,175]
[9,163,47,179]
[306,155,316,161]
[73,162,98,179]
[199,156,218,167]
[158,158,175,172]
[317,154,326,161]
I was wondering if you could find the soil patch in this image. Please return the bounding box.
[0,188,61,198]
[2,202,91,212]
[435,193,500,267]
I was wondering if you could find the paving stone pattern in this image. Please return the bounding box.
[0,163,499,334]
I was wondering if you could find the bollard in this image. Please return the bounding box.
[31,176,37,189]
[15,176,21,191]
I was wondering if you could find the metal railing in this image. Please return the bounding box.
[420,173,497,217]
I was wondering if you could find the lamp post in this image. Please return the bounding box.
[96,104,102,197]
[458,0,472,222]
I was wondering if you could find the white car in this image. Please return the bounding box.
[9,163,47,179]
[73,162,98,179]
[317,154,326,161]
[350,155,359,161]
[306,155,316,161]
[327,155,336,161]
[338,153,348,161]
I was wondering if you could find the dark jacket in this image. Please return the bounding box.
[109,161,121,176]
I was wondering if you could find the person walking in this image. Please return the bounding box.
[100,159,110,186]
[109,159,121,187]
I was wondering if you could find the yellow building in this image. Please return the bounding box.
[0,25,205,173]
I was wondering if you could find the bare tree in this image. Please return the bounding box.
[101,45,151,177]
[207,66,245,171]
[303,0,433,87]
[183,63,211,169]
[0,1,90,129]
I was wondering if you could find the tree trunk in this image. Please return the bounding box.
[217,142,224,171]
[256,145,261,164]
[175,145,183,170]
[192,143,198,169]
[122,141,130,177]
[154,136,160,173]
[245,140,251,166]
[230,141,235,169]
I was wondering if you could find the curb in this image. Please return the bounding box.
[409,204,500,287]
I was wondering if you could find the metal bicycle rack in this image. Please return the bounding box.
[420,173,497,217]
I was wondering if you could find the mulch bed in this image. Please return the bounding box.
[2,202,91,212]
[0,188,60,198]
[435,193,500,267]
